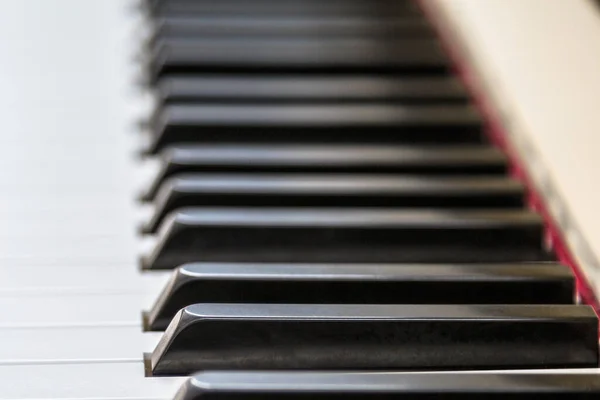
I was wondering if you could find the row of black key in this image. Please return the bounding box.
[145,103,482,153]
[144,262,576,331]
[145,0,422,17]
[137,0,600,394]
[147,16,434,45]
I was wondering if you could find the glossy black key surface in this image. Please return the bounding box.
[176,371,600,400]
[145,262,574,331]
[149,16,433,42]
[147,104,482,153]
[148,38,449,80]
[142,145,508,201]
[142,208,549,270]
[155,75,467,104]
[142,174,525,234]
[149,303,598,375]
[146,0,420,18]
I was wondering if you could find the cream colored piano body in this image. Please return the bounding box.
[0,0,599,398]
[424,0,600,304]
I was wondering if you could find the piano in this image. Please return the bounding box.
[2,0,600,398]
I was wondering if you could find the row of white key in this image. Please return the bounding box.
[0,0,187,397]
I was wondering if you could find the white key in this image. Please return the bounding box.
[0,266,169,295]
[0,277,168,327]
[0,294,146,328]
[0,363,184,400]
[0,327,160,363]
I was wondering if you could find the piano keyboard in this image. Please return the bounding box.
[1,0,599,398]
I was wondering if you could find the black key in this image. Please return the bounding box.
[148,303,598,375]
[155,75,467,104]
[142,145,508,202]
[149,16,433,43]
[141,208,549,270]
[142,174,525,234]
[145,262,574,331]
[146,0,420,18]
[146,104,482,154]
[148,38,449,80]
[175,371,600,400]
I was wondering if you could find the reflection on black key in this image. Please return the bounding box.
[175,371,600,400]
[142,145,508,201]
[149,303,598,375]
[156,75,467,104]
[145,262,574,331]
[147,104,482,153]
[142,208,549,270]
[148,38,449,79]
[149,16,433,42]
[146,0,420,18]
[142,174,524,234]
